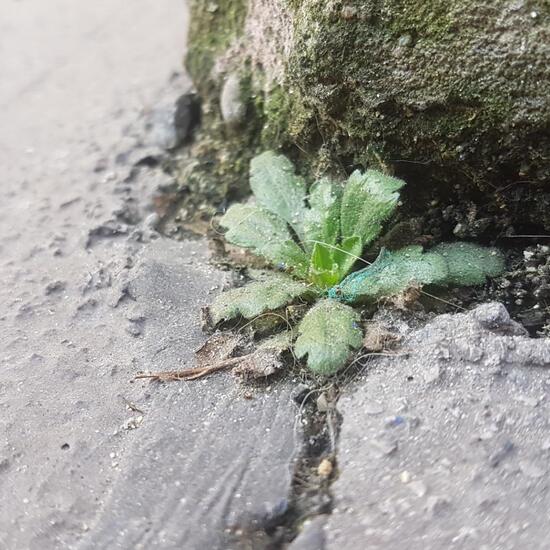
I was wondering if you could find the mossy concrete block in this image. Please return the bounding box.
[184,0,550,226]
[220,72,246,125]
[288,1,549,185]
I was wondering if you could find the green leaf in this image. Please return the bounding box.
[209,273,317,325]
[309,242,341,288]
[272,242,310,279]
[308,236,363,288]
[332,236,363,281]
[340,169,406,245]
[431,242,505,286]
[295,299,363,375]
[303,178,342,252]
[250,151,307,242]
[220,203,288,248]
[328,246,448,304]
[219,203,309,278]
[329,242,505,304]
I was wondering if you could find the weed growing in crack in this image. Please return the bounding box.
[201,151,505,376]
[139,151,505,381]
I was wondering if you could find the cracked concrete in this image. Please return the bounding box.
[0,2,301,549]
[2,1,550,550]
[324,304,550,550]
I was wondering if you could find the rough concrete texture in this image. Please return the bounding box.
[0,2,299,549]
[79,244,298,549]
[326,303,550,550]
[3,1,550,550]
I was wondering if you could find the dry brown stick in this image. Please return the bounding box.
[135,356,245,382]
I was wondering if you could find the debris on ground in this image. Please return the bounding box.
[362,322,401,352]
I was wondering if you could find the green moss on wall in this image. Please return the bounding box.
[286,0,549,189]
[180,0,550,229]
[186,0,247,96]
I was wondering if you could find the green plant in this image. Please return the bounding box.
[208,151,504,376]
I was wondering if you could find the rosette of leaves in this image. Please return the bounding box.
[208,151,504,376]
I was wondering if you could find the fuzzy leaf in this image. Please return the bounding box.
[303,178,342,251]
[209,273,317,324]
[332,236,363,281]
[220,203,288,248]
[308,236,363,289]
[328,246,448,304]
[295,299,363,375]
[309,242,341,288]
[250,151,307,242]
[219,203,308,277]
[340,169,405,245]
[431,242,505,286]
[329,243,505,304]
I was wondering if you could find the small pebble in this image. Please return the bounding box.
[317,458,333,478]
[399,470,411,484]
[425,495,451,517]
[341,5,357,19]
[363,400,384,415]
[144,213,160,230]
[220,73,246,125]
[370,437,398,457]
[423,364,441,384]
[316,393,329,412]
